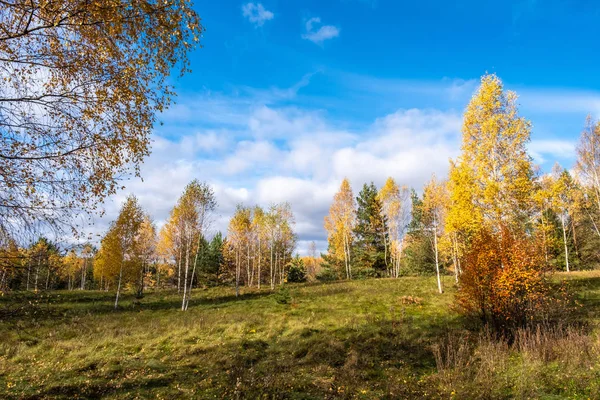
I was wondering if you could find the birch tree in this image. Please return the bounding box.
[101,195,145,309]
[458,73,535,231]
[548,164,579,272]
[422,175,448,294]
[228,206,251,297]
[174,181,217,311]
[378,178,411,278]
[324,178,356,279]
[575,116,600,237]
[0,1,202,239]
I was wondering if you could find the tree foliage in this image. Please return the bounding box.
[0,0,203,239]
[353,182,389,277]
[324,178,355,279]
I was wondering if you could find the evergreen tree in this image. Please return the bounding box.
[286,255,307,283]
[353,183,389,276]
[318,252,343,280]
[403,190,436,275]
[207,233,225,284]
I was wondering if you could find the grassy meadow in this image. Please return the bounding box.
[1,272,600,399]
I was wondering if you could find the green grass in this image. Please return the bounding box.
[0,272,599,399]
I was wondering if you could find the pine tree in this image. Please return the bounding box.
[353,182,389,276]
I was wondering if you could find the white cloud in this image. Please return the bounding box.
[519,88,600,117]
[242,3,274,27]
[93,103,462,255]
[89,76,587,255]
[528,139,576,164]
[302,17,340,44]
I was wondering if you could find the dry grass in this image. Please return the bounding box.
[432,323,600,399]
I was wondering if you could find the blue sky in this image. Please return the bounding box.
[101,0,600,254]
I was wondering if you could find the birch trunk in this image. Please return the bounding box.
[26,260,30,291]
[81,258,87,290]
[270,243,274,290]
[185,233,205,310]
[181,235,191,311]
[433,218,443,294]
[257,237,261,289]
[114,260,124,309]
[561,215,570,273]
[177,245,182,293]
[235,247,240,297]
[34,255,40,292]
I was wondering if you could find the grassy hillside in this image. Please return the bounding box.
[1,272,599,399]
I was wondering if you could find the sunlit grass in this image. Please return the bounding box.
[0,272,599,399]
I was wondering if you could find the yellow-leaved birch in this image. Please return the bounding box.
[324,178,356,279]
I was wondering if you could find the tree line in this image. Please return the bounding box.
[0,180,304,312]
[3,73,600,329]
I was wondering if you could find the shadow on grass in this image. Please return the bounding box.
[0,288,281,325]
[27,316,455,399]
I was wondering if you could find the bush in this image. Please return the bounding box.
[456,226,571,335]
[316,267,338,282]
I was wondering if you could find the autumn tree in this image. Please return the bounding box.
[228,205,252,297]
[252,206,267,289]
[80,244,95,290]
[546,164,580,272]
[422,175,448,294]
[575,116,600,238]
[0,1,203,239]
[135,216,157,296]
[445,161,482,282]
[95,227,121,292]
[0,235,21,293]
[158,209,184,292]
[451,74,549,332]
[62,250,81,291]
[266,203,296,288]
[227,203,296,294]
[458,73,535,231]
[95,195,145,308]
[533,175,560,265]
[378,178,411,277]
[172,181,217,311]
[324,178,356,279]
[304,241,321,280]
[27,237,60,291]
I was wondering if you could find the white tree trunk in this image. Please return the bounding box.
[270,243,274,290]
[81,258,87,290]
[235,247,240,297]
[114,260,124,309]
[257,237,262,289]
[433,219,443,294]
[561,215,570,273]
[181,236,191,311]
[177,245,182,293]
[34,255,40,292]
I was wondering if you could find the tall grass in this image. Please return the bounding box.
[432,323,600,399]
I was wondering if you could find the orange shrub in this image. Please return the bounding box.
[456,226,560,334]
